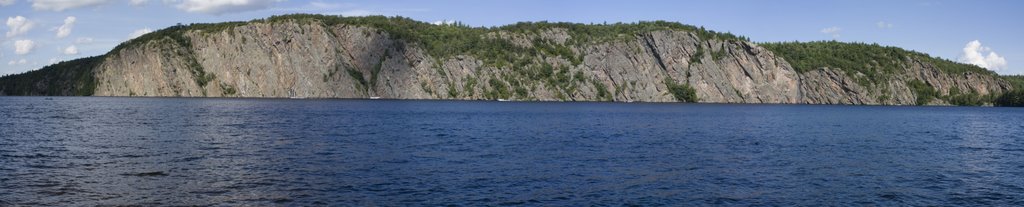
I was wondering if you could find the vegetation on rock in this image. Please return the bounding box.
[996,75,1024,107]
[995,90,1024,107]
[664,77,698,102]
[763,41,1011,106]
[906,80,939,105]
[0,14,1018,106]
[761,41,997,88]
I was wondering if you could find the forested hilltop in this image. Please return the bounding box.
[760,41,1018,106]
[0,14,1019,106]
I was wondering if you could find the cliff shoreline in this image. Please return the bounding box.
[0,14,1014,106]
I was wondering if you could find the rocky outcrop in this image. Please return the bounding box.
[797,58,1011,105]
[3,16,1013,105]
[574,31,801,103]
[91,20,807,103]
[95,38,205,96]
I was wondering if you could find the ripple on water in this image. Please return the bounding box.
[2,98,1024,206]
[120,171,169,177]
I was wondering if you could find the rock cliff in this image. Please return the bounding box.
[0,15,1014,105]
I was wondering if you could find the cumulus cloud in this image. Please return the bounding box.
[820,26,841,39]
[959,40,1007,70]
[1,0,15,6]
[176,0,282,15]
[8,59,27,65]
[63,45,77,55]
[876,21,893,29]
[14,39,35,55]
[128,27,152,39]
[29,0,113,11]
[6,16,35,37]
[432,20,456,26]
[55,16,75,38]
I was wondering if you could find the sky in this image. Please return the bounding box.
[1,0,1022,76]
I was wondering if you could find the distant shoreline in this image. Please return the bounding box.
[1,95,999,107]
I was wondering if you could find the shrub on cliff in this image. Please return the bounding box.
[907,80,938,105]
[665,77,697,103]
[995,90,1024,107]
[760,41,996,82]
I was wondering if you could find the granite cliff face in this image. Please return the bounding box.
[1,15,1013,105]
[92,20,803,103]
[799,61,1011,105]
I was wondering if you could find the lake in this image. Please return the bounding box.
[1,97,1023,206]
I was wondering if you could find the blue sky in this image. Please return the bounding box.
[1,0,1022,76]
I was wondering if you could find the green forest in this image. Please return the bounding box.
[0,56,101,96]
[760,41,1020,106]
[997,75,1024,106]
[760,41,995,77]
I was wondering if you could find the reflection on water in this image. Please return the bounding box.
[1,97,1023,206]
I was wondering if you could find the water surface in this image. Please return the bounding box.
[1,97,1023,205]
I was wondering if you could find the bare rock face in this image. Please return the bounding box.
[798,68,876,105]
[85,19,1010,105]
[94,39,204,97]
[576,31,800,103]
[796,59,1011,105]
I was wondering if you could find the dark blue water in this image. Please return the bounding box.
[1,97,1023,206]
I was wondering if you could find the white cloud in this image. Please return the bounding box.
[74,37,93,44]
[14,39,35,55]
[63,45,77,55]
[130,0,147,6]
[55,16,75,38]
[128,27,152,39]
[8,58,26,65]
[820,26,841,39]
[432,20,456,26]
[28,0,113,11]
[6,16,35,37]
[176,0,282,15]
[1,0,15,6]
[48,57,58,64]
[876,21,893,29]
[959,40,1007,70]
